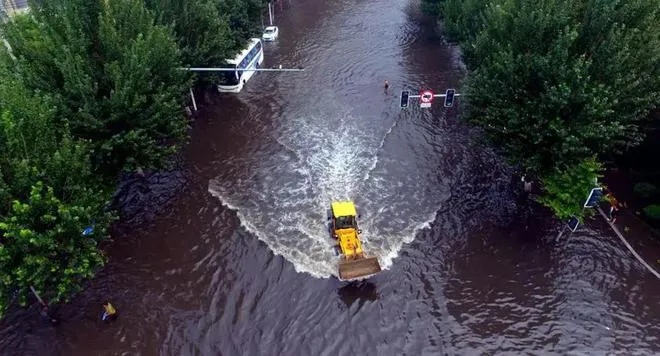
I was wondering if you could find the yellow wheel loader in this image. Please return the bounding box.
[328,201,382,280]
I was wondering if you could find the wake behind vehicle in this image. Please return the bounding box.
[328,201,382,280]
[217,38,264,93]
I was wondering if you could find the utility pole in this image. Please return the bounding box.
[268,2,273,26]
[30,285,46,305]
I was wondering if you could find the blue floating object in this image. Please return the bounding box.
[82,226,94,236]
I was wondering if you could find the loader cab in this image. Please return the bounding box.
[329,201,361,231]
[334,215,356,230]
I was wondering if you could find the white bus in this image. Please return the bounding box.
[217,38,264,93]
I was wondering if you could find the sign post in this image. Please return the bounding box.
[420,89,434,108]
[566,216,579,232]
[557,186,603,241]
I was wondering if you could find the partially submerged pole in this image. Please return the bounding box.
[30,285,46,305]
[596,207,660,279]
[189,87,197,111]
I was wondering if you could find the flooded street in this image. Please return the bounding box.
[2,0,660,354]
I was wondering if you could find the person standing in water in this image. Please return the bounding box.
[605,193,619,223]
[102,301,117,322]
[608,196,619,223]
[40,303,59,325]
[384,80,389,93]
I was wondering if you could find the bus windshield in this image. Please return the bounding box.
[217,69,239,86]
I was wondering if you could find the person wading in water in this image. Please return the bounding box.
[102,301,118,322]
[40,303,59,325]
[605,193,619,223]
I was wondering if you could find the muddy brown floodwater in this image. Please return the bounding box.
[2,0,660,355]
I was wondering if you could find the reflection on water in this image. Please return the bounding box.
[337,281,379,309]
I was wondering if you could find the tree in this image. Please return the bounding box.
[421,0,446,17]
[3,0,190,179]
[145,0,266,86]
[0,0,270,318]
[217,0,266,51]
[0,182,112,315]
[439,0,660,219]
[0,65,113,317]
[536,157,603,220]
[144,0,234,68]
[440,0,488,66]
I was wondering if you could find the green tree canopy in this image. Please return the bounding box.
[145,0,265,85]
[0,0,267,318]
[437,0,659,218]
[0,66,113,316]
[144,0,234,67]
[462,0,659,175]
[3,0,190,179]
[421,0,446,17]
[218,0,265,50]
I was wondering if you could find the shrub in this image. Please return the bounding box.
[642,204,660,220]
[633,182,657,199]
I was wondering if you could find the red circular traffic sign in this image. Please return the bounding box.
[420,90,434,103]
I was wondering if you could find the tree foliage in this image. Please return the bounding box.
[643,204,660,220]
[217,0,266,50]
[440,0,487,65]
[0,182,113,313]
[0,68,114,316]
[421,0,446,17]
[145,0,265,85]
[0,0,265,317]
[438,0,660,218]
[536,157,603,220]
[144,0,234,67]
[3,0,190,178]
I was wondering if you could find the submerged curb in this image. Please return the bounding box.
[596,206,660,279]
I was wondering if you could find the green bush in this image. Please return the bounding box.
[633,182,657,199]
[536,157,603,221]
[643,205,660,220]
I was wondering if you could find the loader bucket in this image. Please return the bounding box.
[338,257,382,280]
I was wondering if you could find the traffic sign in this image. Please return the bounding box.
[420,89,434,108]
[584,187,603,208]
[566,216,579,232]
